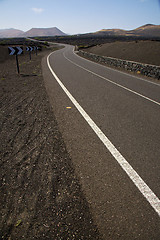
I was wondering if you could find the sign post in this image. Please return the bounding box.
[26,46,33,60]
[34,46,38,56]
[8,46,23,74]
[15,53,20,74]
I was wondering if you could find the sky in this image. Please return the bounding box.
[0,0,160,34]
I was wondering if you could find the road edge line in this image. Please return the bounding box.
[47,51,160,217]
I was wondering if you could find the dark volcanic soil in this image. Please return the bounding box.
[0,47,100,239]
[84,40,160,66]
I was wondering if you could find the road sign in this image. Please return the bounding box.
[8,46,23,55]
[8,46,23,74]
[8,47,16,55]
[27,46,41,51]
[33,46,38,55]
[26,46,33,51]
[8,47,23,73]
[16,46,23,55]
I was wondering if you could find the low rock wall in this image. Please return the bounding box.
[77,50,160,80]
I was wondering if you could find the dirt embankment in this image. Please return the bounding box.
[84,41,160,66]
[0,47,100,239]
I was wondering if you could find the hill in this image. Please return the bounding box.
[0,27,66,38]
[0,24,159,39]
[131,24,160,37]
[23,27,66,37]
[93,24,160,38]
[0,28,24,38]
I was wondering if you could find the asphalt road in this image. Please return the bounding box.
[42,44,160,239]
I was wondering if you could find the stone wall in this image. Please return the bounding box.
[77,50,160,80]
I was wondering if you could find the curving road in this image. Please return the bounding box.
[42,44,160,239]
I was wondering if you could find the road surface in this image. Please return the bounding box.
[42,44,160,239]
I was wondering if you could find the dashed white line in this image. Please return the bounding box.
[47,51,160,217]
[63,52,160,106]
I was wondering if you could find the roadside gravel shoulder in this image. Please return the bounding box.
[0,47,100,239]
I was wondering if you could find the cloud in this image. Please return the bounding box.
[31,8,44,14]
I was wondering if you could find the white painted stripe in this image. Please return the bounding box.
[63,52,160,106]
[8,47,15,55]
[73,48,160,87]
[47,51,160,217]
[16,46,23,55]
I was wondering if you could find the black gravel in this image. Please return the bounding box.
[0,48,101,239]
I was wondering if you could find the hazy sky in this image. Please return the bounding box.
[0,0,160,34]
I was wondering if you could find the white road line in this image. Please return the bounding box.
[47,51,160,217]
[73,48,160,87]
[63,52,160,107]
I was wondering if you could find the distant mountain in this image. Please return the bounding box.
[0,25,159,38]
[22,27,66,37]
[131,24,160,37]
[94,24,160,38]
[0,27,66,38]
[94,28,126,36]
[0,28,24,38]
